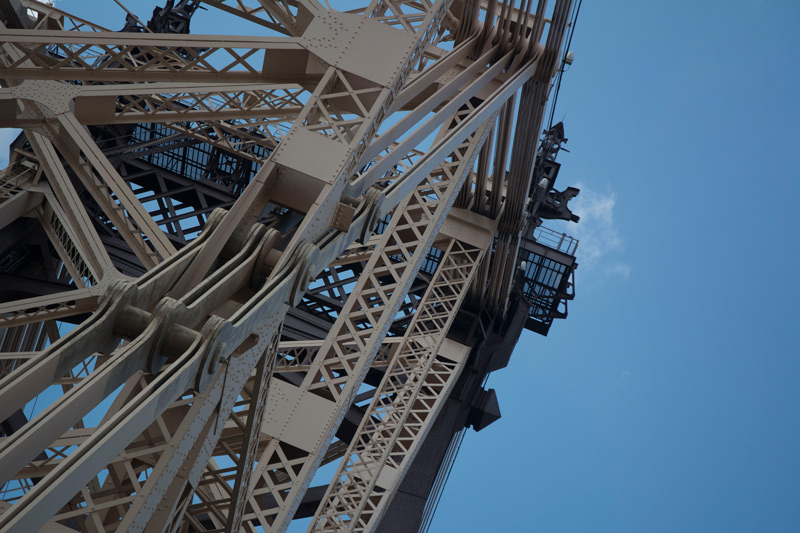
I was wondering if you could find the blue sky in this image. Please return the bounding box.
[4,1,799,531]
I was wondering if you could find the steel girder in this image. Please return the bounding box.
[0,0,578,531]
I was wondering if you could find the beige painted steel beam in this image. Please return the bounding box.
[0,0,577,530]
[0,31,313,84]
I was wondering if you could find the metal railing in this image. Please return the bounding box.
[532,225,579,255]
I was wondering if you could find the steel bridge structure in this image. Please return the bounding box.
[0,0,581,531]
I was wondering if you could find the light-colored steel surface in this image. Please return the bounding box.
[0,0,578,530]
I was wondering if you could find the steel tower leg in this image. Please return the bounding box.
[0,0,579,530]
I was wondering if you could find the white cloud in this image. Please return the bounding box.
[605,262,631,281]
[567,183,631,281]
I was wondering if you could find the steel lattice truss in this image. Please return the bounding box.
[0,0,582,531]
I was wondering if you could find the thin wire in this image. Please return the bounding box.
[547,0,583,131]
[420,428,469,533]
